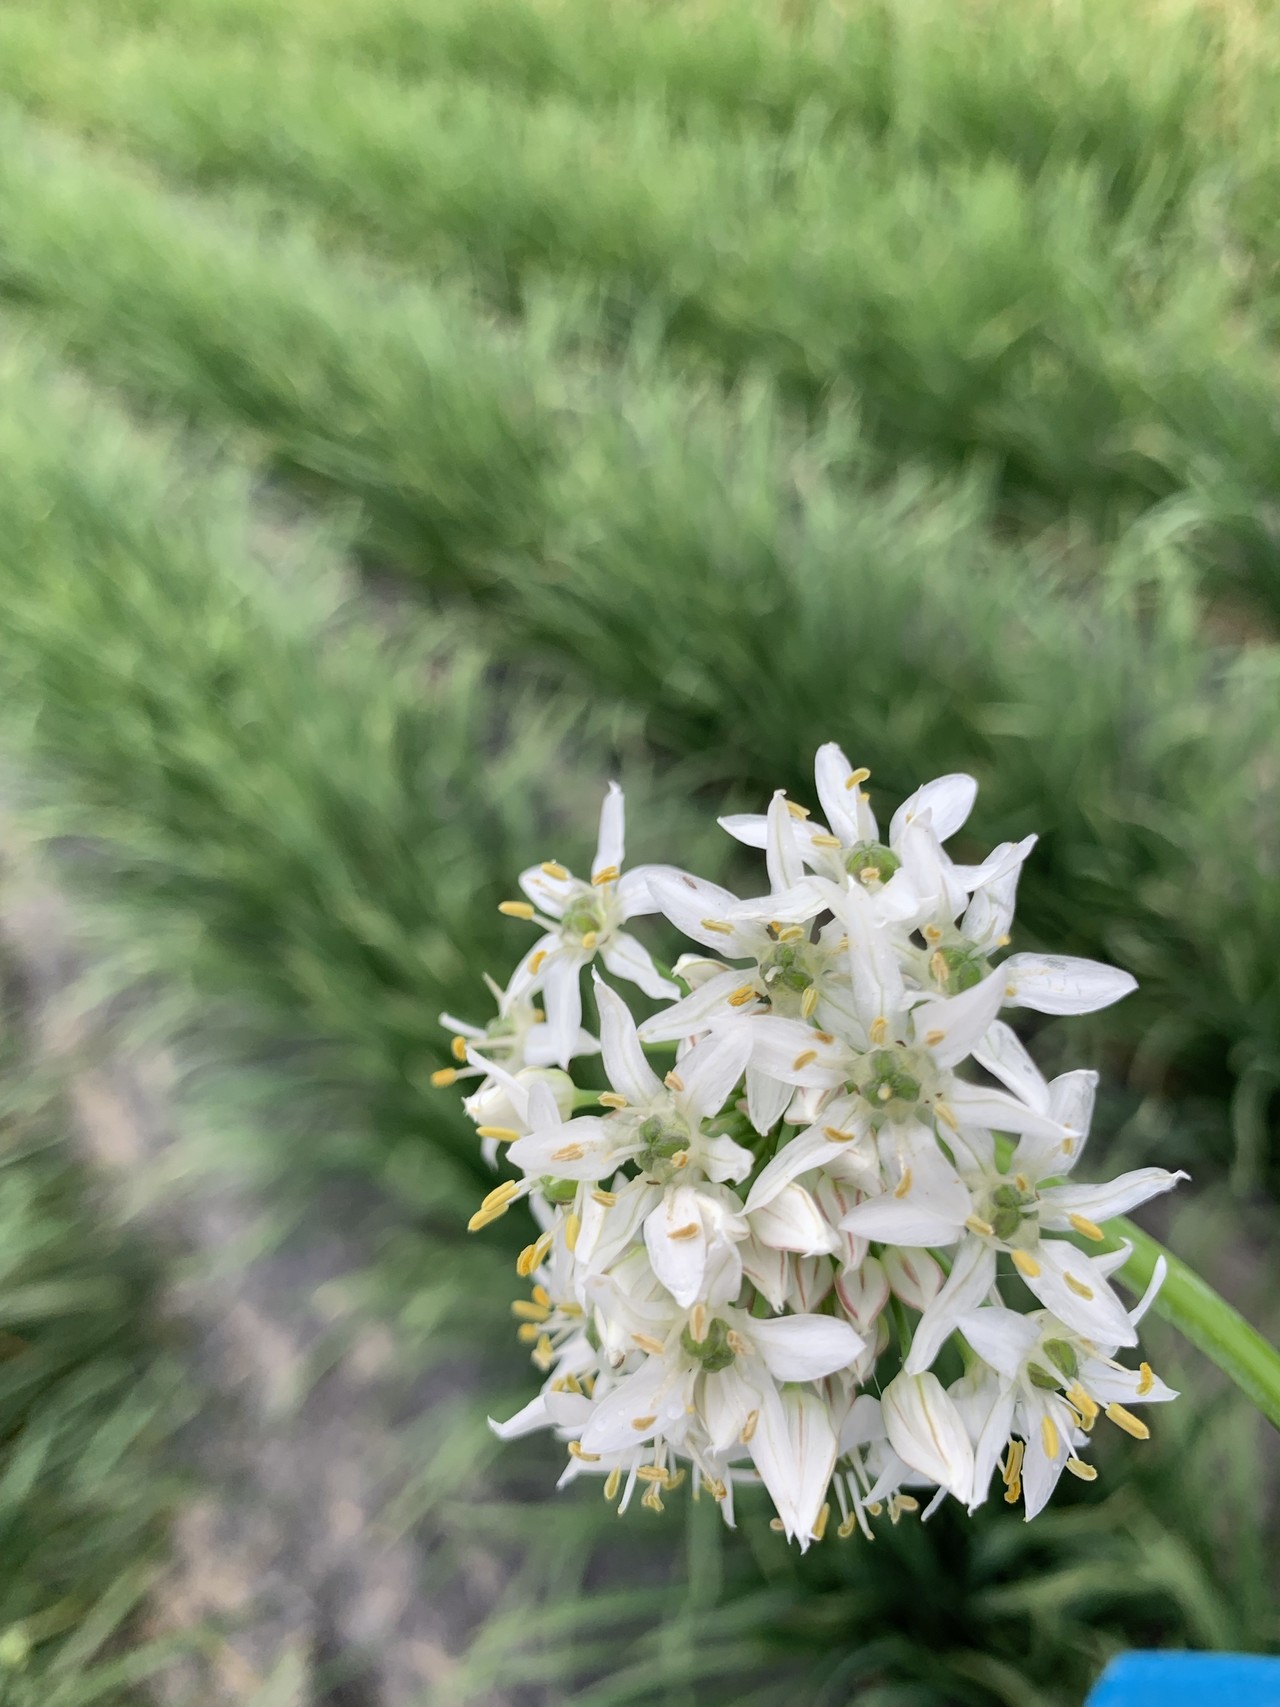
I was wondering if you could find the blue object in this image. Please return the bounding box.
[1088,1653,1280,1706]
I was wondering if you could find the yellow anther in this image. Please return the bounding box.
[997,933,1012,947]
[1105,1402,1150,1440]
[727,984,758,1007]
[631,1414,658,1431]
[700,918,735,936]
[581,931,599,952]
[603,1466,622,1501]
[534,1334,555,1369]
[725,1329,750,1357]
[869,1017,888,1045]
[598,1091,628,1109]
[1001,1438,1025,1504]
[845,767,871,789]
[823,1125,855,1143]
[813,1502,831,1541]
[837,1514,859,1539]
[1065,1457,1098,1481]
[516,1322,541,1344]
[1011,1249,1041,1279]
[1041,1415,1060,1459]
[1064,1273,1094,1300]
[1004,983,1018,999]
[1061,1137,1076,1155]
[877,1085,892,1102]
[785,800,811,819]
[664,1070,685,1092]
[965,1215,996,1238]
[550,1142,586,1163]
[894,1167,913,1198]
[866,1501,884,1518]
[811,834,842,848]
[924,1029,945,1047]
[531,1285,550,1306]
[1137,1361,1155,1396]
[641,1488,664,1513]
[1015,1174,1030,1192]
[776,925,806,943]
[934,1101,959,1131]
[814,1031,835,1044]
[857,866,881,885]
[792,1049,818,1070]
[1069,1213,1106,1242]
[564,1212,581,1253]
[894,1494,919,1515]
[688,1304,707,1340]
[516,1230,554,1278]
[529,949,547,977]
[511,1299,550,1322]
[591,865,620,886]
[632,1333,666,1355]
[567,1441,601,1462]
[1065,1381,1099,1429]
[800,985,819,1019]
[541,861,569,880]
[704,1477,728,1502]
[740,1409,760,1444]
[668,1222,701,1242]
[769,1517,785,1532]
[636,1465,668,1483]
[923,924,943,943]
[430,1067,459,1088]
[591,1188,617,1208]
[481,1181,520,1212]
[930,952,949,986]
[670,1149,691,1169]
[499,900,535,920]
[477,1125,520,1143]
[450,1034,469,1063]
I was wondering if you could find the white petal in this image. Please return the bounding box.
[507,1116,627,1182]
[647,870,757,955]
[592,973,664,1106]
[750,1183,839,1256]
[1039,1168,1187,1231]
[745,1066,793,1137]
[579,1360,672,1455]
[1020,1392,1076,1520]
[739,1234,791,1310]
[749,1385,838,1549]
[677,1025,754,1124]
[765,791,806,893]
[517,865,576,917]
[881,1246,945,1311]
[701,1362,760,1454]
[698,1132,755,1184]
[740,1016,845,1088]
[489,1390,592,1441]
[882,1372,975,1505]
[616,863,673,920]
[840,1195,966,1247]
[748,1313,864,1382]
[644,1189,709,1308]
[600,931,680,1000]
[717,812,769,850]
[813,742,860,846]
[835,1257,890,1332]
[890,774,977,847]
[1128,1254,1167,1327]
[954,1305,1040,1381]
[1077,1354,1178,1406]
[637,968,747,1043]
[910,968,1008,1069]
[542,951,587,1070]
[504,932,560,1003]
[905,1241,998,1374]
[1021,1242,1136,1348]
[830,879,907,1037]
[944,1082,1068,1144]
[593,781,626,878]
[972,1021,1050,1114]
[1000,953,1137,1015]
[523,1022,599,1068]
[961,865,1022,952]
[949,834,1037,893]
[744,1124,859,1214]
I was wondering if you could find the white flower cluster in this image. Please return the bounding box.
[440,748,1185,1547]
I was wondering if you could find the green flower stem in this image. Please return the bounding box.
[1094,1216,1280,1432]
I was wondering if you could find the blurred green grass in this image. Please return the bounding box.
[0,0,1274,1700]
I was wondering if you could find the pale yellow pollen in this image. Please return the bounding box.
[688,1304,708,1340]
[664,1069,686,1093]
[516,1323,541,1344]
[670,1149,691,1169]
[785,800,811,820]
[1069,1212,1106,1242]
[528,948,548,977]
[703,1477,728,1502]
[499,900,535,919]
[631,1415,658,1431]
[550,1142,586,1163]
[837,1514,859,1539]
[1061,1137,1076,1155]
[603,1466,622,1501]
[811,834,842,848]
[727,984,757,1008]
[1137,1362,1155,1396]
[869,1017,889,1045]
[996,932,1012,948]
[531,1285,550,1307]
[1011,1249,1041,1279]
[516,1230,554,1277]
[814,1030,835,1044]
[800,985,819,1019]
[930,952,949,986]
[1015,1174,1030,1193]
[894,1167,913,1199]
[450,1034,469,1063]
[1066,1381,1099,1429]
[776,924,806,943]
[567,1440,600,1461]
[857,867,881,885]
[813,1502,831,1541]
[511,1299,550,1322]
[866,1500,884,1518]
[635,1465,668,1483]
[792,1049,818,1070]
[668,1222,701,1242]
[965,1214,996,1237]
[431,1067,459,1088]
[769,1518,785,1532]
[541,861,569,880]
[701,918,735,936]
[598,1091,628,1109]
[641,1488,664,1513]
[1041,1415,1060,1459]
[823,1125,855,1143]
[1105,1402,1150,1440]
[1002,1438,1025,1504]
[924,1028,945,1047]
[581,931,599,952]
[477,1125,520,1143]
[1064,1272,1094,1299]
[845,767,871,789]
[591,865,620,886]
[532,1333,554,1370]
[739,1409,760,1444]
[1065,1457,1098,1481]
[632,1333,666,1356]
[591,1188,618,1208]
[893,1494,919,1515]
[1004,982,1018,999]
[877,1085,892,1102]
[725,1329,750,1357]
[564,1212,581,1253]
[934,1101,958,1131]
[923,924,943,943]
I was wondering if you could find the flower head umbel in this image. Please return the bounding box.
[443,749,1185,1546]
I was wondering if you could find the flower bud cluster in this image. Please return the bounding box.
[445,747,1184,1545]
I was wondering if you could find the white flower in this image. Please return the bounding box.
[881,1370,975,1506]
[502,782,678,1067]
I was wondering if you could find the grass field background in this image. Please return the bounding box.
[0,1,1276,1701]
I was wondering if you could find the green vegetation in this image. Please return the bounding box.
[0,0,1274,1699]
